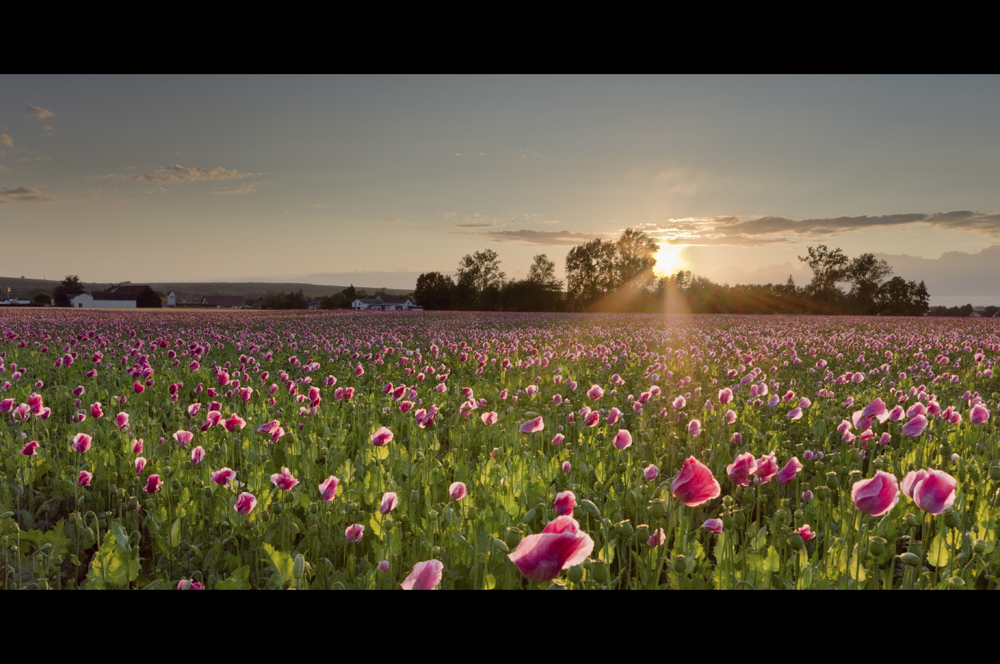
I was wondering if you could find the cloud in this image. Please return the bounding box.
[0,165,5,173]
[519,148,543,158]
[381,217,401,222]
[0,134,11,147]
[43,126,56,138]
[210,183,256,195]
[461,229,608,246]
[644,210,1000,247]
[89,164,258,183]
[0,186,59,204]
[454,223,497,228]
[26,104,54,120]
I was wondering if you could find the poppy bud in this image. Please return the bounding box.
[567,565,583,584]
[826,472,839,490]
[973,539,987,554]
[580,499,602,519]
[905,512,919,527]
[619,521,634,540]
[944,511,960,529]
[672,555,686,573]
[868,536,886,556]
[789,533,804,550]
[990,466,1000,482]
[410,490,420,505]
[591,562,609,584]
[722,514,734,530]
[504,527,522,550]
[900,552,921,566]
[733,510,746,528]
[647,499,665,519]
[293,554,305,579]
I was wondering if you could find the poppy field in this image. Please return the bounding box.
[1,309,999,590]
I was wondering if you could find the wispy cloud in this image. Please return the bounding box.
[26,104,54,120]
[210,183,257,195]
[519,148,543,159]
[0,186,59,204]
[0,134,12,148]
[42,126,56,138]
[644,210,1000,247]
[458,229,607,246]
[89,164,259,183]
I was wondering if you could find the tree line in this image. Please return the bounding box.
[413,232,935,315]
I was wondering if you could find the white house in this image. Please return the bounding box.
[71,285,163,309]
[352,295,422,311]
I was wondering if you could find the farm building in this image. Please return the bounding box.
[351,295,422,311]
[71,285,162,309]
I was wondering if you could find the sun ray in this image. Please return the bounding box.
[653,243,685,277]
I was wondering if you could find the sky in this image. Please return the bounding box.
[2,74,1000,305]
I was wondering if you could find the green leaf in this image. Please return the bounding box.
[263,543,294,589]
[86,532,139,589]
[19,519,69,556]
[217,565,251,590]
[169,518,182,549]
[752,525,768,551]
[763,545,781,573]
[927,533,950,568]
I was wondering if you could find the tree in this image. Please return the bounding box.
[414,272,455,310]
[53,275,85,307]
[799,245,850,295]
[33,292,52,307]
[614,228,659,292]
[455,249,506,310]
[527,254,560,289]
[847,253,893,314]
[565,238,617,309]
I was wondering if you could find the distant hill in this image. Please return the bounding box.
[0,276,411,304]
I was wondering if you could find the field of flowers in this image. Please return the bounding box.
[1,309,998,589]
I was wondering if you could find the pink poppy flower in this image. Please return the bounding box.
[78,470,93,486]
[173,430,194,447]
[551,433,565,446]
[401,559,444,590]
[554,490,577,516]
[21,440,40,455]
[794,524,816,541]
[211,467,236,486]
[481,411,498,425]
[887,405,905,421]
[648,527,666,547]
[258,420,280,435]
[114,412,129,430]
[377,560,390,573]
[970,404,990,424]
[319,476,340,502]
[449,481,468,501]
[508,516,595,582]
[135,457,147,475]
[901,415,928,437]
[583,410,600,427]
[519,416,545,434]
[901,468,957,515]
[143,474,163,494]
[234,492,257,514]
[370,426,394,446]
[224,414,246,432]
[587,384,604,400]
[345,524,365,543]
[380,491,398,515]
[271,467,299,491]
[851,471,900,516]
[688,419,702,437]
[191,446,205,466]
[727,452,757,487]
[754,452,779,483]
[671,456,721,507]
[613,429,633,450]
[176,579,204,590]
[775,457,803,485]
[644,464,659,481]
[787,407,803,421]
[718,387,733,404]
[703,518,724,533]
[724,409,737,424]
[562,461,571,473]
[71,433,92,454]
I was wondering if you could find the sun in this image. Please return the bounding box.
[653,243,684,276]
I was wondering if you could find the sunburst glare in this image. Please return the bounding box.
[653,243,685,277]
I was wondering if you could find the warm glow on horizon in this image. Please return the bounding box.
[653,243,685,277]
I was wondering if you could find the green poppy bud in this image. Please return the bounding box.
[900,552,921,566]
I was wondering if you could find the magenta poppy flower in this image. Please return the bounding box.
[345,524,365,543]
[901,468,957,515]
[176,579,204,590]
[887,405,905,421]
[688,419,702,437]
[319,475,340,502]
[211,467,236,486]
[671,456,721,507]
[644,464,659,481]
[787,407,803,421]
[401,559,444,590]
[481,411,498,425]
[135,457,147,475]
[234,492,257,514]
[795,524,816,541]
[224,414,246,432]
[71,433,92,454]
[775,457,803,485]
[718,387,733,404]
[726,452,757,487]
[613,429,633,450]
[851,471,900,516]
[509,516,595,582]
[191,446,205,466]
[648,527,666,547]
[449,481,468,501]
[519,416,545,434]
[554,490,576,516]
[862,397,890,423]
[587,384,604,400]
[21,440,40,455]
[114,412,129,430]
[143,474,163,494]
[380,491,398,515]
[377,560,390,573]
[970,404,990,424]
[370,426,394,446]
[703,518,724,533]
[78,470,93,487]
[562,461,571,473]
[271,467,299,491]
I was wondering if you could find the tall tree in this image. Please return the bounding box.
[799,245,850,295]
[455,249,506,309]
[53,275,85,307]
[414,272,455,310]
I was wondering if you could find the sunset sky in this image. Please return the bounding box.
[2,75,999,305]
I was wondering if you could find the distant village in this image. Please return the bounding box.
[0,281,422,311]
